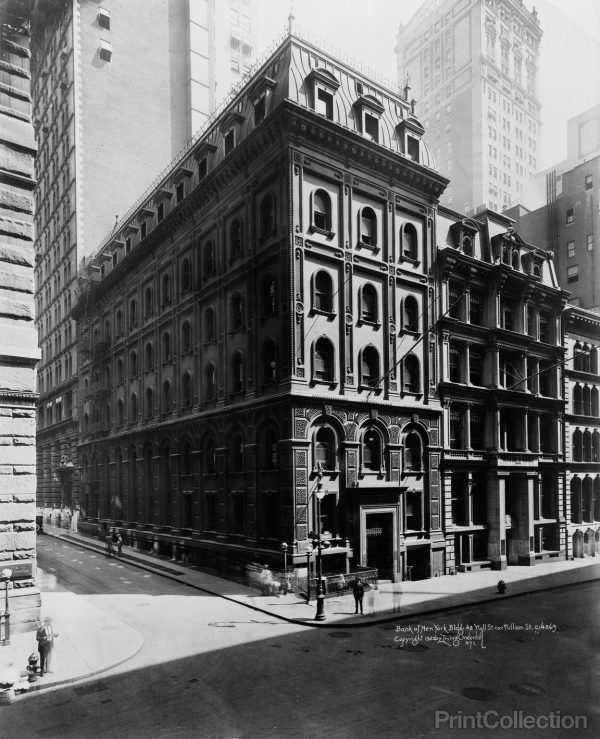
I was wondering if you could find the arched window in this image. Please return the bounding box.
[360,284,378,323]
[313,271,333,312]
[181,440,193,477]
[314,338,334,382]
[83,412,89,432]
[260,194,275,238]
[262,427,278,469]
[359,207,377,247]
[403,296,418,332]
[360,346,380,388]
[116,358,124,383]
[129,298,137,327]
[315,427,335,470]
[592,431,600,462]
[145,387,153,418]
[583,385,592,415]
[231,293,243,330]
[181,321,192,353]
[592,387,599,417]
[403,354,420,394]
[404,431,422,470]
[312,189,331,231]
[117,399,124,426]
[182,372,192,407]
[181,258,191,292]
[160,273,170,306]
[205,437,216,473]
[204,240,215,277]
[162,380,171,414]
[205,364,216,401]
[204,307,215,343]
[232,352,244,394]
[262,274,277,315]
[574,343,585,372]
[263,339,277,385]
[362,427,382,470]
[145,342,154,371]
[129,393,138,422]
[231,433,244,471]
[583,430,592,462]
[402,223,418,260]
[230,219,243,259]
[129,350,138,377]
[162,332,171,362]
[573,430,583,461]
[104,319,111,341]
[116,310,123,335]
[144,287,153,317]
[570,477,582,523]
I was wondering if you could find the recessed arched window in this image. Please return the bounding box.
[181,258,191,292]
[511,250,520,270]
[145,342,154,371]
[129,350,138,377]
[162,273,171,306]
[312,189,331,231]
[181,440,193,476]
[230,219,243,259]
[144,287,153,317]
[360,346,380,388]
[145,387,153,418]
[162,380,171,414]
[116,309,123,335]
[315,426,336,470]
[404,431,422,470]
[362,427,382,470]
[314,337,334,382]
[592,387,599,417]
[462,234,473,256]
[313,270,333,312]
[359,207,377,247]
[83,412,89,432]
[583,385,592,415]
[403,296,418,332]
[573,429,583,461]
[231,433,244,471]
[104,319,111,341]
[592,431,600,462]
[231,293,243,330]
[161,332,171,362]
[260,193,275,238]
[116,358,124,383]
[129,298,137,327]
[204,307,215,343]
[182,371,192,407]
[205,363,216,401]
[360,283,377,323]
[204,240,215,277]
[205,437,216,473]
[262,427,278,469]
[129,393,138,422]
[232,352,244,394]
[262,274,277,315]
[403,354,420,394]
[263,339,277,385]
[181,320,192,353]
[117,399,124,426]
[583,430,592,462]
[402,223,418,260]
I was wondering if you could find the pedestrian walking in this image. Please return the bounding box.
[352,577,364,614]
[116,532,123,557]
[36,617,59,676]
[105,533,114,557]
[366,583,377,615]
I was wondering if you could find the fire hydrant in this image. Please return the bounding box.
[26,653,39,682]
[497,580,507,595]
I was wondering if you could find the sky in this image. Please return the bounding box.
[254,0,600,170]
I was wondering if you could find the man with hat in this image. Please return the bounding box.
[36,617,59,676]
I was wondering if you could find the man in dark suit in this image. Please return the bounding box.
[36,617,59,675]
[352,577,364,615]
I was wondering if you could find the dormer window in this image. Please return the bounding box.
[396,115,425,163]
[354,94,384,142]
[194,141,217,181]
[364,113,379,142]
[306,68,340,122]
[220,111,245,157]
[224,129,235,155]
[254,96,266,125]
[140,221,147,239]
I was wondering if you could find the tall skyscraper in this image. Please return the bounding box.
[31,0,256,508]
[396,0,542,214]
[0,0,41,632]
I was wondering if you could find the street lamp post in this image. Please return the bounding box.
[305,544,312,603]
[1,568,12,646]
[314,488,326,621]
[279,542,289,594]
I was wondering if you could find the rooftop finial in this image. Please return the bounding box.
[288,0,295,34]
[114,215,119,230]
[403,73,411,101]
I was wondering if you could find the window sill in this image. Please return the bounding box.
[309,308,336,320]
[310,378,337,388]
[399,255,421,267]
[357,240,379,253]
[401,390,422,398]
[308,225,335,239]
[358,384,382,394]
[357,319,381,329]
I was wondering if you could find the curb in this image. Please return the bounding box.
[43,529,600,629]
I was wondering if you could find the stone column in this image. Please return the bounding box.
[486,472,507,570]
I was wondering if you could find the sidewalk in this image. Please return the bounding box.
[2,524,599,697]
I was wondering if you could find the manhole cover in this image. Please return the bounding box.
[510,682,545,696]
[329,631,352,638]
[462,687,498,702]
[399,643,428,653]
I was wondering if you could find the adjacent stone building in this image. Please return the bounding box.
[0,0,40,633]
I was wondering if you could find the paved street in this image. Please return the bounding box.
[1,537,598,738]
